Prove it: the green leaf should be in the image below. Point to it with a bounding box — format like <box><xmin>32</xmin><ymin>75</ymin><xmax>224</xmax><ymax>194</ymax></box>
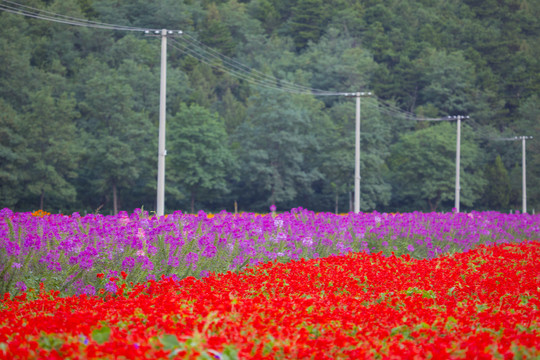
<box><xmin>160</xmin><ymin>334</ymin><xmax>180</xmax><ymax>350</ymax></box>
<box><xmin>444</xmin><ymin>316</ymin><xmax>458</xmax><ymax>331</ymax></box>
<box><xmin>38</xmin><ymin>333</ymin><xmax>64</xmax><ymax>351</ymax></box>
<box><xmin>476</xmin><ymin>304</ymin><xmax>489</xmax><ymax>313</ymax></box>
<box><xmin>91</xmin><ymin>326</ymin><xmax>111</xmax><ymax>344</ymax></box>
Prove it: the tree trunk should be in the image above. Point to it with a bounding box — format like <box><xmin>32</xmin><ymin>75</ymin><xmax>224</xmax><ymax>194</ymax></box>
<box><xmin>112</xmin><ymin>181</ymin><xmax>118</xmax><ymax>215</ymax></box>
<box><xmin>335</xmin><ymin>192</ymin><xmax>339</xmax><ymax>214</ymax></box>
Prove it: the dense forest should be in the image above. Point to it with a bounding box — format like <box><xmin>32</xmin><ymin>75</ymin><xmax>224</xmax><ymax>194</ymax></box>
<box><xmin>0</xmin><ymin>0</ymin><xmax>539</xmax><ymax>214</ymax></box>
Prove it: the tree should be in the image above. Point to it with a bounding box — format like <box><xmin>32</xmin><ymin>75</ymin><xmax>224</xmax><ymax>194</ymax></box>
<box><xmin>0</xmin><ymin>11</ymin><xmax>36</xmax><ymax>110</ymax></box>
<box><xmin>301</xmin><ymin>27</ymin><xmax>377</xmax><ymax>95</ymax></box>
<box><xmin>316</xmin><ymin>99</ymin><xmax>392</xmax><ymax>213</ymax></box>
<box><xmin>217</xmin><ymin>88</ymin><xmax>247</xmax><ymax>135</ymax></box>
<box><xmin>198</xmin><ymin>4</ymin><xmax>236</xmax><ymax>57</ymax></box>
<box><xmin>22</xmin><ymin>88</ymin><xmax>80</xmax><ymax>210</ymax></box>
<box><xmin>77</xmin><ymin>60</ymin><xmax>153</xmax><ymax>214</ymax></box>
<box><xmin>0</xmin><ymin>100</ymin><xmax>27</xmax><ymax>209</ymax></box>
<box><xmin>234</xmin><ymin>90</ymin><xmax>321</xmax><ymax>210</ymax></box>
<box><xmin>247</xmin><ymin>0</ymin><xmax>281</xmax><ymax>34</ymax></box>
<box><xmin>167</xmin><ymin>103</ymin><xmax>234</xmax><ymax>213</ymax></box>
<box><xmin>418</xmin><ymin>49</ymin><xmax>478</xmax><ymax>116</ymax></box>
<box><xmin>388</xmin><ymin>122</ymin><xmax>485</xmax><ymax>212</ymax></box>
<box><xmin>289</xmin><ymin>0</ymin><xmax>326</xmax><ymax>51</ymax></box>
<box><xmin>482</xmin><ymin>155</ymin><xmax>510</xmax><ymax>210</ymax></box>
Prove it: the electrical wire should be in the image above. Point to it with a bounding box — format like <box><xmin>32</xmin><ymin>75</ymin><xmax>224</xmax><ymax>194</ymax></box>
<box><xmin>169</xmin><ymin>37</ymin><xmax>345</xmax><ymax>96</ymax></box>
<box><xmin>169</xmin><ymin>38</ymin><xmax>320</xmax><ymax>95</ymax></box>
<box><xmin>0</xmin><ymin>0</ymin><xmax>342</xmax><ymax>96</ymax></box>
<box><xmin>179</xmin><ymin>32</ymin><xmax>342</xmax><ymax>96</ymax></box>
<box><xmin>0</xmin><ymin>0</ymin><xmax>481</xmax><ymax>125</ymax></box>
<box><xmin>0</xmin><ymin>0</ymin><xmax>167</xmax><ymax>32</ymax></box>
<box><xmin>363</xmin><ymin>97</ymin><xmax>449</xmax><ymax>122</ymax></box>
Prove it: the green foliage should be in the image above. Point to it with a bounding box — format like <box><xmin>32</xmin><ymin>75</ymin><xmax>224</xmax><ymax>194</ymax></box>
<box><xmin>289</xmin><ymin>0</ymin><xmax>327</xmax><ymax>51</ymax></box>
<box><xmin>77</xmin><ymin>59</ymin><xmax>154</xmax><ymax>214</ymax></box>
<box><xmin>0</xmin><ymin>100</ymin><xmax>27</xmax><ymax>208</ymax></box>
<box><xmin>198</xmin><ymin>4</ymin><xmax>236</xmax><ymax>57</ymax></box>
<box><xmin>388</xmin><ymin>122</ymin><xmax>486</xmax><ymax>211</ymax></box>
<box><xmin>418</xmin><ymin>49</ymin><xmax>478</xmax><ymax>115</ymax></box>
<box><xmin>23</xmin><ymin>88</ymin><xmax>80</xmax><ymax>210</ymax></box>
<box><xmin>234</xmin><ymin>91</ymin><xmax>322</xmax><ymax>210</ymax></box>
<box><xmin>482</xmin><ymin>156</ymin><xmax>511</xmax><ymax>211</ymax></box>
<box><xmin>0</xmin><ymin>0</ymin><xmax>539</xmax><ymax>213</ymax></box>
<box><xmin>167</xmin><ymin>103</ymin><xmax>235</xmax><ymax>213</ymax></box>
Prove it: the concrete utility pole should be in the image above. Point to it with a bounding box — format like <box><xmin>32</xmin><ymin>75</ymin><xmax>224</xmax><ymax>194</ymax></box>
<box><xmin>146</xmin><ymin>29</ymin><xmax>182</xmax><ymax>217</ymax></box>
<box><xmin>495</xmin><ymin>136</ymin><xmax>534</xmax><ymax>214</ymax></box>
<box><xmin>448</xmin><ymin>115</ymin><xmax>468</xmax><ymax>213</ymax></box>
<box><xmin>345</xmin><ymin>92</ymin><xmax>372</xmax><ymax>213</ymax></box>
<box><xmin>493</xmin><ymin>135</ymin><xmax>533</xmax><ymax>213</ymax></box>
<box><xmin>518</xmin><ymin>136</ymin><xmax>533</xmax><ymax>213</ymax></box>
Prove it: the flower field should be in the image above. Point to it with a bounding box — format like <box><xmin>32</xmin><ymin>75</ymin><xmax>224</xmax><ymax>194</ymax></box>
<box><xmin>1</xmin><ymin>208</ymin><xmax>539</xmax><ymax>359</ymax></box>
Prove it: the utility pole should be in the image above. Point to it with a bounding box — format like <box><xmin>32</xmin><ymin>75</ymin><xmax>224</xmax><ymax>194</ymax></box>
<box><xmin>345</xmin><ymin>92</ymin><xmax>372</xmax><ymax>213</ymax></box>
<box><xmin>493</xmin><ymin>135</ymin><xmax>533</xmax><ymax>213</ymax></box>
<box><xmin>146</xmin><ymin>29</ymin><xmax>182</xmax><ymax>217</ymax></box>
<box><xmin>448</xmin><ymin>115</ymin><xmax>468</xmax><ymax>213</ymax></box>
<box><xmin>518</xmin><ymin>136</ymin><xmax>533</xmax><ymax>213</ymax></box>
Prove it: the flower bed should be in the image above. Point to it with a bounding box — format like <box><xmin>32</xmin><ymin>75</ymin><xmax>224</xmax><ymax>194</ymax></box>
<box><xmin>1</xmin><ymin>242</ymin><xmax>539</xmax><ymax>359</ymax></box>
<box><xmin>1</xmin><ymin>209</ymin><xmax>539</xmax><ymax>358</ymax></box>
<box><xmin>1</xmin><ymin>208</ymin><xmax>539</xmax><ymax>297</ymax></box>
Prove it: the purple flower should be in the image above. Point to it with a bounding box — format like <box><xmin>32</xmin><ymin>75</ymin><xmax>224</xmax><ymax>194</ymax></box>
<box><xmin>12</xmin><ymin>262</ymin><xmax>22</xmax><ymax>269</ymax></box>
<box><xmin>185</xmin><ymin>252</ymin><xmax>199</xmax><ymax>264</ymax></box>
<box><xmin>122</xmin><ymin>257</ymin><xmax>136</xmax><ymax>271</ymax></box>
<box><xmin>77</xmin><ymin>285</ymin><xmax>96</xmax><ymax>296</ymax></box>
<box><xmin>270</xmin><ymin>204</ymin><xmax>277</xmax><ymax>212</ymax></box>
<box><xmin>5</xmin><ymin>241</ymin><xmax>20</xmax><ymax>256</ymax></box>
<box><xmin>202</xmin><ymin>244</ymin><xmax>217</xmax><ymax>258</ymax></box>
<box><xmin>167</xmin><ymin>256</ymin><xmax>180</xmax><ymax>267</ymax></box>
<box><xmin>78</xmin><ymin>255</ymin><xmax>93</xmax><ymax>270</ymax></box>
<box><xmin>321</xmin><ymin>238</ymin><xmax>333</xmax><ymax>246</ymax></box>
<box><xmin>137</xmin><ymin>256</ymin><xmax>154</xmax><ymax>271</ymax></box>
<box><xmin>301</xmin><ymin>237</ymin><xmax>314</xmax><ymax>247</ymax></box>
<box><xmin>104</xmin><ymin>281</ymin><xmax>117</xmax><ymax>293</ymax></box>
<box><xmin>48</xmin><ymin>262</ymin><xmax>62</xmax><ymax>272</ymax></box>
<box><xmin>232</xmin><ymin>255</ymin><xmax>244</xmax><ymax>268</ymax></box>
<box><xmin>407</xmin><ymin>244</ymin><xmax>415</xmax><ymax>252</ymax></box>
<box><xmin>0</xmin><ymin>208</ymin><xmax>13</xmax><ymax>217</ymax></box>
<box><xmin>15</xmin><ymin>281</ymin><xmax>27</xmax><ymax>292</ymax></box>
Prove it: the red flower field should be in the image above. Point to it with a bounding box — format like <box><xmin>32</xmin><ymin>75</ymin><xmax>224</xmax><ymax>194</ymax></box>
<box><xmin>1</xmin><ymin>242</ymin><xmax>539</xmax><ymax>359</ymax></box>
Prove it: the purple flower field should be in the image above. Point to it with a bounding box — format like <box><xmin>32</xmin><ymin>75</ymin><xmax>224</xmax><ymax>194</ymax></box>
<box><xmin>1</xmin><ymin>207</ymin><xmax>539</xmax><ymax>297</ymax></box>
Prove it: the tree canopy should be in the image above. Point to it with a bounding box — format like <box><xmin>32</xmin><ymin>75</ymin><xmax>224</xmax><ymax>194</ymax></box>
<box><xmin>0</xmin><ymin>0</ymin><xmax>538</xmax><ymax>214</ymax></box>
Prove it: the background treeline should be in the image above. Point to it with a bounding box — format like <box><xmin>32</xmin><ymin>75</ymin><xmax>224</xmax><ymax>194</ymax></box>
<box><xmin>0</xmin><ymin>0</ymin><xmax>539</xmax><ymax>214</ymax></box>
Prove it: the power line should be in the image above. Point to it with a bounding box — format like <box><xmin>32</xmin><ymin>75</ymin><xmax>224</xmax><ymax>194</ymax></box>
<box><xmin>169</xmin><ymin>39</ymin><xmax>325</xmax><ymax>96</ymax></box>
<box><xmin>169</xmin><ymin>37</ymin><xmax>343</xmax><ymax>96</ymax></box>
<box><xmin>180</xmin><ymin>33</ymin><xmax>341</xmax><ymax>96</ymax></box>
<box><xmin>362</xmin><ymin>97</ymin><xmax>449</xmax><ymax>122</ymax></box>
<box><xmin>0</xmin><ymin>0</ymin><xmax>171</xmax><ymax>32</ymax></box>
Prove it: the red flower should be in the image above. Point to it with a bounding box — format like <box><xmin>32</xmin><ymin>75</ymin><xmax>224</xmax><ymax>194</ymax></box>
<box><xmin>96</xmin><ymin>273</ymin><xmax>104</xmax><ymax>279</ymax></box>
<box><xmin>121</xmin><ymin>271</ymin><xmax>127</xmax><ymax>280</ymax></box>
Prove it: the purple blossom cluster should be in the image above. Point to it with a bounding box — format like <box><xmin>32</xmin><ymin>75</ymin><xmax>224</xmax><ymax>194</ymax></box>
<box><xmin>1</xmin><ymin>207</ymin><xmax>538</xmax><ymax>296</ymax></box>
